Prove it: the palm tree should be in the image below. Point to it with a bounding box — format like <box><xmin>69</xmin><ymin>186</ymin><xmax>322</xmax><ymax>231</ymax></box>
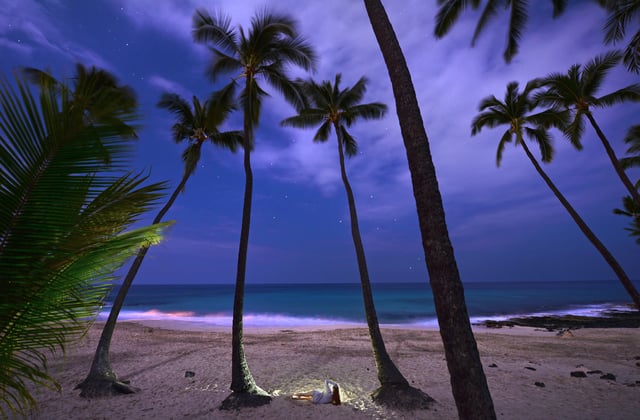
<box><xmin>363</xmin><ymin>1</ymin><xmax>496</xmax><ymax>418</ymax></box>
<box><xmin>192</xmin><ymin>8</ymin><xmax>316</xmax><ymax>408</ymax></box>
<box><xmin>601</xmin><ymin>0</ymin><xmax>640</xmax><ymax>73</ymax></box>
<box><xmin>434</xmin><ymin>0</ymin><xmax>567</xmax><ymax>63</ymax></box>
<box><xmin>535</xmin><ymin>51</ymin><xmax>640</xmax><ymax>207</ymax></box>
<box><xmin>75</xmin><ymin>89</ymin><xmax>241</xmax><ymax>397</ymax></box>
<box><xmin>281</xmin><ymin>74</ymin><xmax>433</xmax><ymax>407</ymax></box>
<box><xmin>0</xmin><ymin>67</ymin><xmax>167</xmax><ymax>417</ymax></box>
<box><xmin>472</xmin><ymin>80</ymin><xmax>640</xmax><ymax>309</ymax></box>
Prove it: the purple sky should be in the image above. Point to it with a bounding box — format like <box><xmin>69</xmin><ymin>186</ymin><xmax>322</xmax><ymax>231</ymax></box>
<box><xmin>2</xmin><ymin>1</ymin><xmax>639</xmax><ymax>285</ymax></box>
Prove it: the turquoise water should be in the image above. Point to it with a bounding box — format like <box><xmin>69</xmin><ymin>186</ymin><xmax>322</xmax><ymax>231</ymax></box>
<box><xmin>99</xmin><ymin>280</ymin><xmax>638</xmax><ymax>328</ymax></box>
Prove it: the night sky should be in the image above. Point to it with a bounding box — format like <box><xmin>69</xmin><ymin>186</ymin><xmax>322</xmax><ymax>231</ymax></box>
<box><xmin>2</xmin><ymin>1</ymin><xmax>639</xmax><ymax>285</ymax></box>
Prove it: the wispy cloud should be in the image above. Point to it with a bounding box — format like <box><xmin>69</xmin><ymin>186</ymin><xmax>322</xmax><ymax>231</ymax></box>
<box><xmin>148</xmin><ymin>75</ymin><xmax>192</xmax><ymax>98</ymax></box>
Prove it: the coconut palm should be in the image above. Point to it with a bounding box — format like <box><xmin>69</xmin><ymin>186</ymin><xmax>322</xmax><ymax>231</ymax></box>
<box><xmin>434</xmin><ymin>0</ymin><xmax>567</xmax><ymax>63</ymax></box>
<box><xmin>601</xmin><ymin>0</ymin><xmax>640</xmax><ymax>73</ymax></box>
<box><xmin>75</xmin><ymin>89</ymin><xmax>241</xmax><ymax>397</ymax></box>
<box><xmin>192</xmin><ymin>8</ymin><xmax>316</xmax><ymax>407</ymax></box>
<box><xmin>363</xmin><ymin>1</ymin><xmax>496</xmax><ymax>417</ymax></box>
<box><xmin>535</xmin><ymin>51</ymin><xmax>640</xmax><ymax>207</ymax></box>
<box><xmin>281</xmin><ymin>74</ymin><xmax>433</xmax><ymax>406</ymax></box>
<box><xmin>472</xmin><ymin>80</ymin><xmax>640</xmax><ymax>308</ymax></box>
<box><xmin>0</xmin><ymin>67</ymin><xmax>167</xmax><ymax>416</ymax></box>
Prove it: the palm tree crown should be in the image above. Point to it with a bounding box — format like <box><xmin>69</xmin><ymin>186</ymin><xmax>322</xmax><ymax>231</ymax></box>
<box><xmin>281</xmin><ymin>74</ymin><xmax>387</xmax><ymax>154</ymax></box>
<box><xmin>158</xmin><ymin>90</ymin><xmax>242</xmax><ymax>179</ymax></box>
<box><xmin>193</xmin><ymin>9</ymin><xmax>316</xmax><ymax>140</ymax></box>
<box><xmin>535</xmin><ymin>51</ymin><xmax>640</xmax><ymax>144</ymax></box>
<box><xmin>535</xmin><ymin>50</ymin><xmax>640</xmax><ymax>206</ymax></box>
<box><xmin>471</xmin><ymin>80</ymin><xmax>568</xmax><ymax>165</ymax></box>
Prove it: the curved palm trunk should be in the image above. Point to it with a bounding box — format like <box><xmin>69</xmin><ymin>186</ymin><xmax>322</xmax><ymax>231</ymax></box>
<box><xmin>521</xmin><ymin>140</ymin><xmax>640</xmax><ymax>309</ymax></box>
<box><xmin>334</xmin><ymin>127</ymin><xmax>408</xmax><ymax>387</ymax></box>
<box><xmin>225</xmin><ymin>77</ymin><xmax>270</xmax><ymax>407</ymax></box>
<box><xmin>585</xmin><ymin>112</ymin><xmax>640</xmax><ymax>207</ymax></box>
<box><xmin>363</xmin><ymin>1</ymin><xmax>496</xmax><ymax>418</ymax></box>
<box><xmin>76</xmin><ymin>159</ymin><xmax>194</xmax><ymax>397</ymax></box>
<box><xmin>520</xmin><ymin>142</ymin><xmax>640</xmax><ymax>310</ymax></box>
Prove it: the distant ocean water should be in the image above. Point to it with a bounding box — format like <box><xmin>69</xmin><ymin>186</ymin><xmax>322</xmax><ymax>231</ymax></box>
<box><xmin>99</xmin><ymin>280</ymin><xmax>638</xmax><ymax>329</ymax></box>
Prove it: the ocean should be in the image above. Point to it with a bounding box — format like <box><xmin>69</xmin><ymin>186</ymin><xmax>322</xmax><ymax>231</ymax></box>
<box><xmin>99</xmin><ymin>280</ymin><xmax>638</xmax><ymax>329</ymax></box>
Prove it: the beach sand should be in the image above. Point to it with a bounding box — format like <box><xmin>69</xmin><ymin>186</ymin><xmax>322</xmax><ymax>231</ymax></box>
<box><xmin>24</xmin><ymin>322</ymin><xmax>640</xmax><ymax>419</ymax></box>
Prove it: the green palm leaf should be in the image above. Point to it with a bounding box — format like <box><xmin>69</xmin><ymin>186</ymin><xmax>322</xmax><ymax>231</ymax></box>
<box><xmin>0</xmin><ymin>69</ymin><xmax>168</xmax><ymax>416</ymax></box>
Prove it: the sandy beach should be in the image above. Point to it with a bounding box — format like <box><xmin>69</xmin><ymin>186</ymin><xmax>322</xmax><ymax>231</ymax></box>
<box><xmin>24</xmin><ymin>322</ymin><xmax>640</xmax><ymax>419</ymax></box>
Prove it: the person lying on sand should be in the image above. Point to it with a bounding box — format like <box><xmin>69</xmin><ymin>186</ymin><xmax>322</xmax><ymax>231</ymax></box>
<box><xmin>292</xmin><ymin>379</ymin><xmax>341</xmax><ymax>405</ymax></box>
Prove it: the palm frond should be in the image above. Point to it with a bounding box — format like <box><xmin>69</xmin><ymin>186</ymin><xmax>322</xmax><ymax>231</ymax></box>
<box><xmin>603</xmin><ymin>0</ymin><xmax>638</xmax><ymax>44</ymax></box>
<box><xmin>340</xmin><ymin>125</ymin><xmax>358</xmax><ymax>157</ymax></box>
<box><xmin>0</xmin><ymin>69</ymin><xmax>168</xmax><ymax>416</ymax></box>
<box><xmin>622</xmin><ymin>29</ymin><xmax>640</xmax><ymax>73</ymax></box>
<box><xmin>206</xmin><ymin>83</ymin><xmax>238</xmax><ymax>127</ymax></box>
<box><xmin>342</xmin><ymin>103</ymin><xmax>387</xmax><ymax>126</ymax></box>
<box><xmin>206</xmin><ymin>50</ymin><xmax>243</xmax><ymax>83</ymax></box>
<box><xmin>471</xmin><ymin>108</ymin><xmax>509</xmax><ymax>134</ymax></box>
<box><xmin>620</xmin><ymin>124</ymin><xmax>640</xmax><ymax>170</ymax></box>
<box><xmin>524</xmin><ymin>126</ymin><xmax>555</xmax><ymax>162</ymax></box>
<box><xmin>582</xmin><ymin>50</ymin><xmax>622</xmax><ymax>97</ymax></box>
<box><xmin>335</xmin><ymin>75</ymin><xmax>361</xmax><ymax>105</ymax></box>
<box><xmin>593</xmin><ymin>83</ymin><xmax>640</xmax><ymax>107</ymax></box>
<box><xmin>495</xmin><ymin>128</ymin><xmax>513</xmax><ymax>167</ymax></box>
<box><xmin>434</xmin><ymin>0</ymin><xmax>481</xmax><ymax>38</ymax></box>
<box><xmin>192</xmin><ymin>9</ymin><xmax>238</xmax><ymax>55</ymax></box>
<box><xmin>180</xmin><ymin>142</ymin><xmax>202</xmax><ymax>179</ymax></box>
<box><xmin>471</xmin><ymin>0</ymin><xmax>500</xmax><ymax>47</ymax></box>
<box><xmin>209</xmin><ymin>130</ymin><xmax>243</xmax><ymax>152</ymax></box>
<box><xmin>313</xmin><ymin>120</ymin><xmax>332</xmax><ymax>143</ymax></box>
<box><xmin>262</xmin><ymin>67</ymin><xmax>306</xmax><ymax>110</ymax></box>
<box><xmin>280</xmin><ymin>110</ymin><xmax>327</xmax><ymax>129</ymax></box>
<box><xmin>269</xmin><ymin>35</ymin><xmax>317</xmax><ymax>73</ymax></box>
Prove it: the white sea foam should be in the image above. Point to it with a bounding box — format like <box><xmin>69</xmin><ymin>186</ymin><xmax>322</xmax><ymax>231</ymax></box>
<box><xmin>97</xmin><ymin>309</ymin><xmax>361</xmax><ymax>328</ymax></box>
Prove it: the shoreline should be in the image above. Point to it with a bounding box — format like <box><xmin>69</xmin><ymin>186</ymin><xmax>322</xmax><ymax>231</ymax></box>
<box><xmin>110</xmin><ymin>308</ymin><xmax>640</xmax><ymax>334</ymax></box>
<box><xmin>24</xmin><ymin>319</ymin><xmax>640</xmax><ymax>419</ymax></box>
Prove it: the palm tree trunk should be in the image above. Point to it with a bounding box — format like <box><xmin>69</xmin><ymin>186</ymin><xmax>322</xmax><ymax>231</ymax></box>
<box><xmin>585</xmin><ymin>111</ymin><xmax>640</xmax><ymax>207</ymax></box>
<box><xmin>76</xmin><ymin>164</ymin><xmax>193</xmax><ymax>397</ymax></box>
<box><xmin>520</xmin><ymin>140</ymin><xmax>640</xmax><ymax>309</ymax></box>
<box><xmin>230</xmin><ymin>138</ymin><xmax>256</xmax><ymax>393</ymax></box>
<box><xmin>363</xmin><ymin>1</ymin><xmax>496</xmax><ymax>418</ymax></box>
<box><xmin>228</xmin><ymin>77</ymin><xmax>266</xmax><ymax>398</ymax></box>
<box><xmin>334</xmin><ymin>126</ymin><xmax>408</xmax><ymax>386</ymax></box>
